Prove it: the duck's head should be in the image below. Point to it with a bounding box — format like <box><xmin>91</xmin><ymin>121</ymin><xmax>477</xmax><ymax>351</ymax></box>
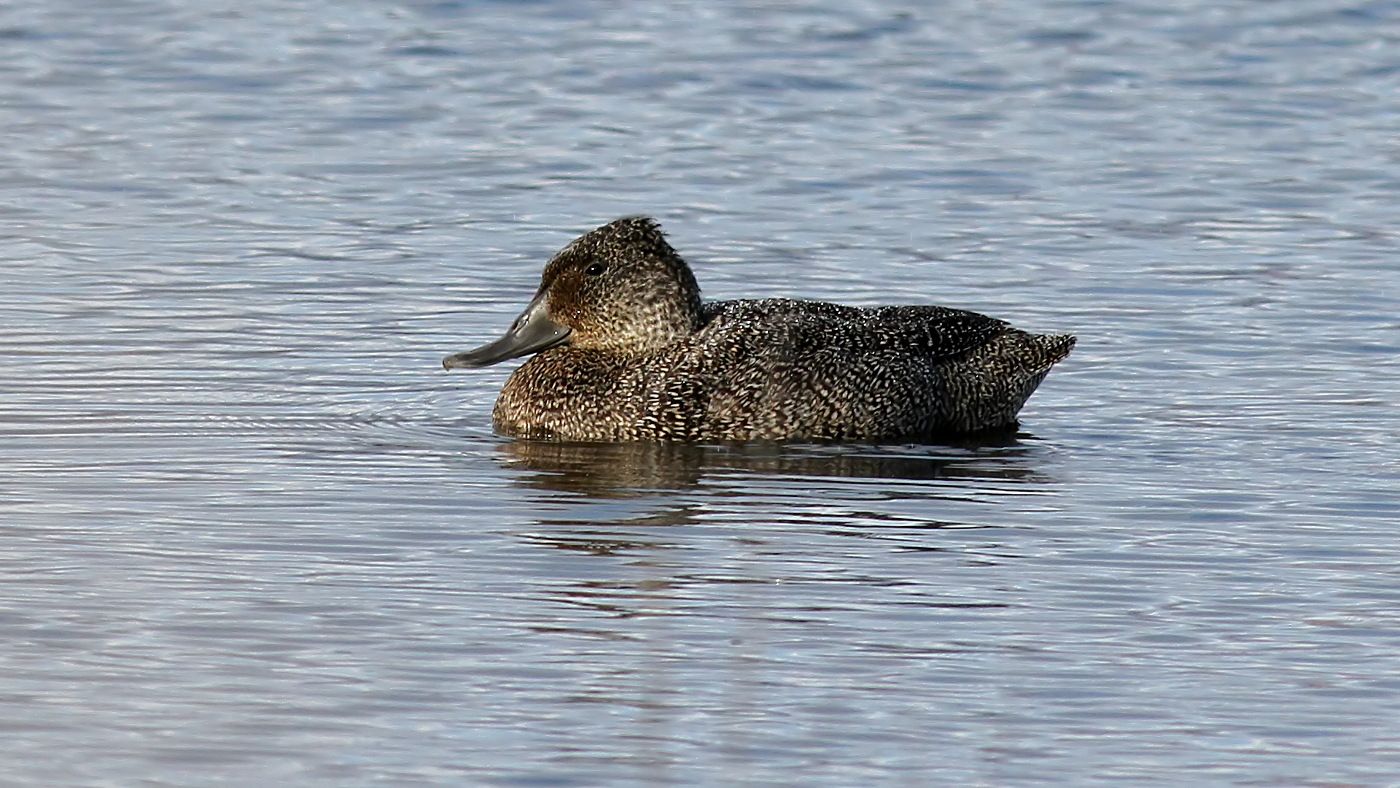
<box><xmin>443</xmin><ymin>216</ymin><xmax>703</xmax><ymax>370</ymax></box>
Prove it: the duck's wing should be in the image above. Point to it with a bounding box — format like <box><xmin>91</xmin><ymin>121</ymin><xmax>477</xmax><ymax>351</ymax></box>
<box><xmin>862</xmin><ymin>305</ymin><xmax>1014</xmax><ymax>362</ymax></box>
<box><xmin>701</xmin><ymin>299</ymin><xmax>1013</xmax><ymax>363</ymax></box>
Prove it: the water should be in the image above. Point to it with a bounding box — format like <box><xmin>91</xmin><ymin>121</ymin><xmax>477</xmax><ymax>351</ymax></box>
<box><xmin>3</xmin><ymin>0</ymin><xmax>1399</xmax><ymax>784</ymax></box>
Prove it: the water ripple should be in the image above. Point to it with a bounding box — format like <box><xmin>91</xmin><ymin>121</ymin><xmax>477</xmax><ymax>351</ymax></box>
<box><xmin>2</xmin><ymin>0</ymin><xmax>1398</xmax><ymax>784</ymax></box>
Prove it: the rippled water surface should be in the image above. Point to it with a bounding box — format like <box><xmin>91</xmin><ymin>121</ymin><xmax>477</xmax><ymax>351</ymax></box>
<box><xmin>4</xmin><ymin>0</ymin><xmax>1400</xmax><ymax>784</ymax></box>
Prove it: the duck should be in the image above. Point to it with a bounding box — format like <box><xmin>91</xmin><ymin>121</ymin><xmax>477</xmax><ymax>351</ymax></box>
<box><xmin>443</xmin><ymin>217</ymin><xmax>1075</xmax><ymax>442</ymax></box>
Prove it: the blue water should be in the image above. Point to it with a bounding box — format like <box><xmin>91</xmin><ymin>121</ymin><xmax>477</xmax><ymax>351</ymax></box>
<box><xmin>3</xmin><ymin>0</ymin><xmax>1399</xmax><ymax>784</ymax></box>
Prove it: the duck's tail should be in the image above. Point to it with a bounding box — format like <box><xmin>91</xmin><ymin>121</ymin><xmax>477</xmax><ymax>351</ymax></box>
<box><xmin>1002</xmin><ymin>332</ymin><xmax>1075</xmax><ymax>426</ymax></box>
<box><xmin>1033</xmin><ymin>333</ymin><xmax>1077</xmax><ymax>369</ymax></box>
<box><xmin>938</xmin><ymin>331</ymin><xmax>1076</xmax><ymax>433</ymax></box>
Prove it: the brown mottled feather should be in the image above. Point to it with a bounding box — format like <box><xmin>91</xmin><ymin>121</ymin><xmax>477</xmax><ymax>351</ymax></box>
<box><xmin>462</xmin><ymin>217</ymin><xmax>1075</xmax><ymax>441</ymax></box>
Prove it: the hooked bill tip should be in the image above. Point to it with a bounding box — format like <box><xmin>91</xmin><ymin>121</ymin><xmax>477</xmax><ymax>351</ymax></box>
<box><xmin>442</xmin><ymin>352</ymin><xmax>478</xmax><ymax>371</ymax></box>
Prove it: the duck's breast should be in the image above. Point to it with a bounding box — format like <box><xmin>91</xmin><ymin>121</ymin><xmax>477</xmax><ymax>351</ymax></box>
<box><xmin>492</xmin><ymin>349</ymin><xmax>641</xmax><ymax>440</ymax></box>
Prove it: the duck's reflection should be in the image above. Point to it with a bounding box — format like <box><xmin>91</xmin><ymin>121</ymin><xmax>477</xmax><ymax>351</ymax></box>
<box><xmin>495</xmin><ymin>432</ymin><xmax>1059</xmax><ymax>551</ymax></box>
<box><xmin>497</xmin><ymin>430</ymin><xmax>1045</xmax><ymax>497</ymax></box>
<box><xmin>493</xmin><ymin>433</ymin><xmax>1055</xmax><ymax>662</ymax></box>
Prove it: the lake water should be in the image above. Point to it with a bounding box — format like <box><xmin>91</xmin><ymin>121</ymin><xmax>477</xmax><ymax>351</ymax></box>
<box><xmin>4</xmin><ymin>0</ymin><xmax>1399</xmax><ymax>784</ymax></box>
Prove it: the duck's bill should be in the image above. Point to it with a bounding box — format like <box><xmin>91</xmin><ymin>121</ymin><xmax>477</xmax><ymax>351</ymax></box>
<box><xmin>442</xmin><ymin>295</ymin><xmax>571</xmax><ymax>370</ymax></box>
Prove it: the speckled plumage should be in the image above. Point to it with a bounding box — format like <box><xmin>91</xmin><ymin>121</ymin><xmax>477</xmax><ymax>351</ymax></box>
<box><xmin>444</xmin><ymin>217</ymin><xmax>1075</xmax><ymax>442</ymax></box>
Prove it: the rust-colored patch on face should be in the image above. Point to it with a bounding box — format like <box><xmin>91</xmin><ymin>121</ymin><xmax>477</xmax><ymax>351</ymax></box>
<box><xmin>540</xmin><ymin>257</ymin><xmax>585</xmax><ymax>326</ymax></box>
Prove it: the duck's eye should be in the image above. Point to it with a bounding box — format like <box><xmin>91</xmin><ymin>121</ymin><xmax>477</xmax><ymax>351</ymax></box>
<box><xmin>585</xmin><ymin>263</ymin><xmax>606</xmax><ymax>277</ymax></box>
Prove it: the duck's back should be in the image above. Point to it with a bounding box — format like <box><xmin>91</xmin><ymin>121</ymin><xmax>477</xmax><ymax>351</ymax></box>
<box><xmin>663</xmin><ymin>298</ymin><xmax>1074</xmax><ymax>440</ymax></box>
